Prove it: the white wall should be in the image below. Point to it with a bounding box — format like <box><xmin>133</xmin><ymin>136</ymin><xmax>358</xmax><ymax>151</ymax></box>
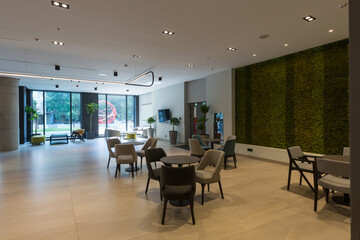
<box><xmin>139</xmin><ymin>92</ymin><xmax>151</xmax><ymax>126</ymax></box>
<box><xmin>139</xmin><ymin>83</ymin><xmax>185</xmax><ymax>143</ymax></box>
<box><xmin>206</xmin><ymin>69</ymin><xmax>234</xmax><ymax>138</ymax></box>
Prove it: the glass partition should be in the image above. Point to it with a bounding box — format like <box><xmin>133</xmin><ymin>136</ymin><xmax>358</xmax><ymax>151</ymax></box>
<box><xmin>72</xmin><ymin>93</ymin><xmax>81</xmax><ymax>131</ymax></box>
<box><xmin>127</xmin><ymin>96</ymin><xmax>135</xmax><ymax>130</ymax></box>
<box><xmin>107</xmin><ymin>95</ymin><xmax>126</xmax><ymax>131</ymax></box>
<box><xmin>98</xmin><ymin>94</ymin><xmax>107</xmax><ymax>135</ymax></box>
<box><xmin>32</xmin><ymin>91</ymin><xmax>44</xmax><ymax>135</ymax></box>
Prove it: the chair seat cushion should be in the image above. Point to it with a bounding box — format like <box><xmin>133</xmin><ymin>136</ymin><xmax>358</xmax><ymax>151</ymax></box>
<box><xmin>162</xmin><ymin>185</ymin><xmax>194</xmax><ymax>200</ymax></box>
<box><xmin>294</xmin><ymin>162</ymin><xmax>313</xmax><ymax>171</ymax></box>
<box><xmin>195</xmin><ymin>169</ymin><xmax>219</xmax><ymax>184</ymax></box>
<box><xmin>318</xmin><ymin>174</ymin><xmax>350</xmax><ymax>194</ymax></box>
<box><xmin>116</xmin><ymin>154</ymin><xmax>136</xmax><ymax>164</ymax></box>
<box><xmin>136</xmin><ymin>150</ymin><xmax>145</xmax><ymax>157</ymax></box>
<box><xmin>151</xmin><ymin>168</ymin><xmax>161</xmax><ymax>180</ymax></box>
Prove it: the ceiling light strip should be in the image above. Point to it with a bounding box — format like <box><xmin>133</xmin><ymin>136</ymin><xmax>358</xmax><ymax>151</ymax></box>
<box><xmin>125</xmin><ymin>71</ymin><xmax>154</xmax><ymax>87</ymax></box>
<box><xmin>0</xmin><ymin>72</ymin><xmax>126</xmax><ymax>85</ymax></box>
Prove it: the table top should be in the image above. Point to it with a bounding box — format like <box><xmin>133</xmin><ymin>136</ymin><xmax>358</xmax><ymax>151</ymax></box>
<box><xmin>203</xmin><ymin>138</ymin><xmax>222</xmax><ymax>142</ymax></box>
<box><xmin>120</xmin><ymin>141</ymin><xmax>144</xmax><ymax>146</ymax></box>
<box><xmin>161</xmin><ymin>155</ymin><xmax>200</xmax><ymax>165</ymax></box>
<box><xmin>322</xmin><ymin>155</ymin><xmax>350</xmax><ymax>163</ymax></box>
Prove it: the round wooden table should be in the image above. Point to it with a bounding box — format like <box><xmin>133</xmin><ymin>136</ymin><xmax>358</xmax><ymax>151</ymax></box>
<box><xmin>203</xmin><ymin>138</ymin><xmax>222</xmax><ymax>149</ymax></box>
<box><xmin>160</xmin><ymin>155</ymin><xmax>199</xmax><ymax>206</ymax></box>
<box><xmin>161</xmin><ymin>155</ymin><xmax>200</xmax><ymax>167</ymax></box>
<box><xmin>321</xmin><ymin>155</ymin><xmax>350</xmax><ymax>162</ymax></box>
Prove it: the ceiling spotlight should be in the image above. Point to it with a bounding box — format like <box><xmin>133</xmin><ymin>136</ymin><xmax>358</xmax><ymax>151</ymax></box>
<box><xmin>162</xmin><ymin>30</ymin><xmax>175</xmax><ymax>36</ymax></box>
<box><xmin>329</xmin><ymin>29</ymin><xmax>334</xmax><ymax>33</ymax></box>
<box><xmin>55</xmin><ymin>84</ymin><xmax>59</xmax><ymax>88</ymax></box>
<box><xmin>114</xmin><ymin>71</ymin><xmax>118</xmax><ymax>77</ymax></box>
<box><xmin>55</xmin><ymin>65</ymin><xmax>60</xmax><ymax>71</ymax></box>
<box><xmin>98</xmin><ymin>73</ymin><xmax>107</xmax><ymax>76</ymax></box>
<box><xmin>52</xmin><ymin>41</ymin><xmax>64</xmax><ymax>46</ymax></box>
<box><xmin>51</xmin><ymin>1</ymin><xmax>70</xmax><ymax>9</ymax></box>
<box><xmin>187</xmin><ymin>64</ymin><xmax>195</xmax><ymax>67</ymax></box>
<box><xmin>253</xmin><ymin>54</ymin><xmax>256</xmax><ymax>57</ymax></box>
<box><xmin>126</xmin><ymin>89</ymin><xmax>129</xmax><ymax>92</ymax></box>
<box><xmin>227</xmin><ymin>47</ymin><xmax>236</xmax><ymax>51</ymax></box>
<box><xmin>94</xmin><ymin>87</ymin><xmax>98</xmax><ymax>91</ymax></box>
<box><xmin>259</xmin><ymin>34</ymin><xmax>270</xmax><ymax>39</ymax></box>
<box><xmin>133</xmin><ymin>55</ymin><xmax>141</xmax><ymax>58</ymax></box>
<box><xmin>158</xmin><ymin>77</ymin><xmax>162</xmax><ymax>81</ymax></box>
<box><xmin>284</xmin><ymin>43</ymin><xmax>288</xmax><ymax>47</ymax></box>
<box><xmin>303</xmin><ymin>15</ymin><xmax>316</xmax><ymax>22</ymax></box>
<box><xmin>124</xmin><ymin>64</ymin><xmax>128</xmax><ymax>67</ymax></box>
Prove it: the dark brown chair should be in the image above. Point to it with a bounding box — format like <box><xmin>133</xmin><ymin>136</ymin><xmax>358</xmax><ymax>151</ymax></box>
<box><xmin>222</xmin><ymin>139</ymin><xmax>237</xmax><ymax>169</ymax></box>
<box><xmin>287</xmin><ymin>146</ymin><xmax>320</xmax><ymax>211</ymax></box>
<box><xmin>160</xmin><ymin>166</ymin><xmax>196</xmax><ymax>225</ymax></box>
<box><xmin>145</xmin><ymin>148</ymin><xmax>167</xmax><ymax>200</ymax></box>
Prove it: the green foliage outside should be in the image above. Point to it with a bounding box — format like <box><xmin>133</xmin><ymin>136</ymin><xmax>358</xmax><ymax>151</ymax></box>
<box><xmin>86</xmin><ymin>103</ymin><xmax>98</xmax><ymax>133</ymax></box>
<box><xmin>235</xmin><ymin>39</ymin><xmax>349</xmax><ymax>154</ymax></box>
<box><xmin>25</xmin><ymin>105</ymin><xmax>39</xmax><ymax>134</ymax></box>
<box><xmin>170</xmin><ymin>117</ymin><xmax>180</xmax><ymax>131</ymax></box>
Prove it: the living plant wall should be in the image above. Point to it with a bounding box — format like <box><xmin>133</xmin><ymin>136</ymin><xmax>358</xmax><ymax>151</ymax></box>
<box><xmin>235</xmin><ymin>39</ymin><xmax>349</xmax><ymax>154</ymax></box>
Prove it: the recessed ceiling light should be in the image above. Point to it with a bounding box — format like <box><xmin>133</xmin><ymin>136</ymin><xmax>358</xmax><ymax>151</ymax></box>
<box><xmin>227</xmin><ymin>47</ymin><xmax>236</xmax><ymax>51</ymax></box>
<box><xmin>162</xmin><ymin>30</ymin><xmax>175</xmax><ymax>36</ymax></box>
<box><xmin>99</xmin><ymin>73</ymin><xmax>107</xmax><ymax>76</ymax></box>
<box><xmin>52</xmin><ymin>41</ymin><xmax>64</xmax><ymax>46</ymax></box>
<box><xmin>303</xmin><ymin>15</ymin><xmax>316</xmax><ymax>22</ymax></box>
<box><xmin>284</xmin><ymin>43</ymin><xmax>288</xmax><ymax>47</ymax></box>
<box><xmin>51</xmin><ymin>1</ymin><xmax>69</xmax><ymax>9</ymax></box>
<box><xmin>329</xmin><ymin>29</ymin><xmax>334</xmax><ymax>33</ymax></box>
<box><xmin>253</xmin><ymin>54</ymin><xmax>256</xmax><ymax>57</ymax></box>
<box><xmin>187</xmin><ymin>64</ymin><xmax>195</xmax><ymax>67</ymax></box>
<box><xmin>133</xmin><ymin>55</ymin><xmax>141</xmax><ymax>58</ymax></box>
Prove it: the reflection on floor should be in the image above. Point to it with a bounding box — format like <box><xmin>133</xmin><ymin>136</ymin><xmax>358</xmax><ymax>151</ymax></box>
<box><xmin>0</xmin><ymin>138</ymin><xmax>350</xmax><ymax>240</ymax></box>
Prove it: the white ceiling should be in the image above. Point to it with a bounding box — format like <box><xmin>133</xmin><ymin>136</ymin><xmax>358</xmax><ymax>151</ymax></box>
<box><xmin>0</xmin><ymin>0</ymin><xmax>349</xmax><ymax>95</ymax></box>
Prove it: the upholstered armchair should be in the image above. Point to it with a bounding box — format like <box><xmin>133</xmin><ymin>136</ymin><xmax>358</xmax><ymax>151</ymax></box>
<box><xmin>136</xmin><ymin>138</ymin><xmax>158</xmax><ymax>169</ymax></box>
<box><xmin>114</xmin><ymin>144</ymin><xmax>137</xmax><ymax>177</ymax></box>
<box><xmin>106</xmin><ymin>138</ymin><xmax>121</xmax><ymax>168</ymax></box>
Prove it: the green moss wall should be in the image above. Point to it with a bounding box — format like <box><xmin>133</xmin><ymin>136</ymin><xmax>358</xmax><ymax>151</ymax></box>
<box><xmin>235</xmin><ymin>39</ymin><xmax>349</xmax><ymax>154</ymax></box>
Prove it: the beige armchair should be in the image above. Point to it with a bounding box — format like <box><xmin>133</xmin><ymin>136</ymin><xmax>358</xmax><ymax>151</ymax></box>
<box><xmin>106</xmin><ymin>138</ymin><xmax>121</xmax><ymax>168</ymax></box>
<box><xmin>114</xmin><ymin>144</ymin><xmax>137</xmax><ymax>178</ymax></box>
<box><xmin>136</xmin><ymin>138</ymin><xmax>158</xmax><ymax>169</ymax></box>
<box><xmin>195</xmin><ymin>150</ymin><xmax>225</xmax><ymax>205</ymax></box>
<box><xmin>189</xmin><ymin>139</ymin><xmax>206</xmax><ymax>158</ymax></box>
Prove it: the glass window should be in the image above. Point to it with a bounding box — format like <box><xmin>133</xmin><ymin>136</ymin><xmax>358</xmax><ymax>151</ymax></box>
<box><xmin>107</xmin><ymin>95</ymin><xmax>126</xmax><ymax>131</ymax></box>
<box><xmin>71</xmin><ymin>93</ymin><xmax>81</xmax><ymax>131</ymax></box>
<box><xmin>32</xmin><ymin>91</ymin><xmax>44</xmax><ymax>135</ymax></box>
<box><xmin>44</xmin><ymin>92</ymin><xmax>71</xmax><ymax>137</ymax></box>
<box><xmin>127</xmin><ymin>96</ymin><xmax>135</xmax><ymax>129</ymax></box>
<box><xmin>98</xmin><ymin>94</ymin><xmax>107</xmax><ymax>135</ymax></box>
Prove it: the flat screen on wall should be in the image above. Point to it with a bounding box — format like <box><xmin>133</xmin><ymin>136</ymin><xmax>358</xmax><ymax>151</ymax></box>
<box><xmin>158</xmin><ymin>109</ymin><xmax>170</xmax><ymax>123</ymax></box>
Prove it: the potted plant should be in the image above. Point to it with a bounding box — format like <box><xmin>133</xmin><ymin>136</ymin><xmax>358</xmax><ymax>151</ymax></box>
<box><xmin>86</xmin><ymin>103</ymin><xmax>98</xmax><ymax>139</ymax></box>
<box><xmin>25</xmin><ymin>105</ymin><xmax>39</xmax><ymax>135</ymax></box>
<box><xmin>198</xmin><ymin>104</ymin><xmax>210</xmax><ymax>137</ymax></box>
<box><xmin>147</xmin><ymin>116</ymin><xmax>156</xmax><ymax>138</ymax></box>
<box><xmin>169</xmin><ymin>117</ymin><xmax>180</xmax><ymax>144</ymax></box>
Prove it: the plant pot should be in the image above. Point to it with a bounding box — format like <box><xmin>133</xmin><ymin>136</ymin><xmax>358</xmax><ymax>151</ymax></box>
<box><xmin>86</xmin><ymin>131</ymin><xmax>96</xmax><ymax>139</ymax></box>
<box><xmin>169</xmin><ymin>131</ymin><xmax>178</xmax><ymax>145</ymax></box>
<box><xmin>147</xmin><ymin>128</ymin><xmax>154</xmax><ymax>138</ymax></box>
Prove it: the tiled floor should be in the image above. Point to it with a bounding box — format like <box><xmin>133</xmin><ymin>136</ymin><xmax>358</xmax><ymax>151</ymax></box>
<box><xmin>0</xmin><ymin>138</ymin><xmax>350</xmax><ymax>239</ymax></box>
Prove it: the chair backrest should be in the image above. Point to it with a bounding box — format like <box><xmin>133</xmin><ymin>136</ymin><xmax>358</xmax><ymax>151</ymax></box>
<box><xmin>192</xmin><ymin>135</ymin><xmax>207</xmax><ymax>147</ymax></box>
<box><xmin>160</xmin><ymin>165</ymin><xmax>196</xmax><ymax>190</ymax></box>
<box><xmin>197</xmin><ymin>150</ymin><xmax>224</xmax><ymax>177</ymax></box>
<box><xmin>142</xmin><ymin>137</ymin><xmax>157</xmax><ymax>150</ymax></box>
<box><xmin>189</xmin><ymin>139</ymin><xmax>205</xmax><ymax>156</ymax></box>
<box><xmin>343</xmin><ymin>147</ymin><xmax>350</xmax><ymax>156</ymax></box>
<box><xmin>114</xmin><ymin>144</ymin><xmax>137</xmax><ymax>160</ymax></box>
<box><xmin>287</xmin><ymin>146</ymin><xmax>307</xmax><ymax>162</ymax></box>
<box><xmin>223</xmin><ymin>139</ymin><xmax>236</xmax><ymax>156</ymax></box>
<box><xmin>106</xmin><ymin>138</ymin><xmax>121</xmax><ymax>154</ymax></box>
<box><xmin>105</xmin><ymin>129</ymin><xmax>121</xmax><ymax>139</ymax></box>
<box><xmin>226</xmin><ymin>135</ymin><xmax>236</xmax><ymax>141</ymax></box>
<box><xmin>74</xmin><ymin>129</ymin><xmax>85</xmax><ymax>135</ymax></box>
<box><xmin>145</xmin><ymin>148</ymin><xmax>167</xmax><ymax>177</ymax></box>
<box><xmin>150</xmin><ymin>138</ymin><xmax>158</xmax><ymax>149</ymax></box>
<box><xmin>317</xmin><ymin>158</ymin><xmax>350</xmax><ymax>178</ymax></box>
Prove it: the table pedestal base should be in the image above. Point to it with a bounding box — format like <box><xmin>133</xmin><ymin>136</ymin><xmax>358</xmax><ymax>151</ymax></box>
<box><xmin>125</xmin><ymin>166</ymin><xmax>140</xmax><ymax>172</ymax></box>
<box><xmin>332</xmin><ymin>194</ymin><xmax>350</xmax><ymax>206</ymax></box>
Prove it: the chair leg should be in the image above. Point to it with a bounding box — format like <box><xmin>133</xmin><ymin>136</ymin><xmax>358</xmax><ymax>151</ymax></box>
<box><xmin>314</xmin><ymin>172</ymin><xmax>318</xmax><ymax>212</ymax></box>
<box><xmin>218</xmin><ymin>181</ymin><xmax>224</xmax><ymax>199</ymax></box>
<box><xmin>159</xmin><ymin>182</ymin><xmax>162</xmax><ymax>201</ymax></box>
<box><xmin>140</xmin><ymin>157</ymin><xmax>143</xmax><ymax>170</ymax></box>
<box><xmin>208</xmin><ymin>184</ymin><xmax>210</xmax><ymax>192</ymax></box>
<box><xmin>161</xmin><ymin>199</ymin><xmax>168</xmax><ymax>225</ymax></box>
<box><xmin>131</xmin><ymin>163</ymin><xmax>134</xmax><ymax>177</ymax></box>
<box><xmin>323</xmin><ymin>187</ymin><xmax>330</xmax><ymax>203</ymax></box>
<box><xmin>115</xmin><ymin>164</ymin><xmax>119</xmax><ymax>178</ymax></box>
<box><xmin>107</xmin><ymin>157</ymin><xmax>111</xmax><ymax>169</ymax></box>
<box><xmin>201</xmin><ymin>184</ymin><xmax>205</xmax><ymax>205</ymax></box>
<box><xmin>154</xmin><ymin>162</ymin><xmax>157</xmax><ymax>167</ymax></box>
<box><xmin>145</xmin><ymin>177</ymin><xmax>150</xmax><ymax>194</ymax></box>
<box><xmin>287</xmin><ymin>164</ymin><xmax>292</xmax><ymax>190</ymax></box>
<box><xmin>190</xmin><ymin>198</ymin><xmax>195</xmax><ymax>225</ymax></box>
<box><xmin>299</xmin><ymin>174</ymin><xmax>303</xmax><ymax>186</ymax></box>
<box><xmin>224</xmin><ymin>157</ymin><xmax>227</xmax><ymax>170</ymax></box>
<box><xmin>233</xmin><ymin>154</ymin><xmax>237</xmax><ymax>168</ymax></box>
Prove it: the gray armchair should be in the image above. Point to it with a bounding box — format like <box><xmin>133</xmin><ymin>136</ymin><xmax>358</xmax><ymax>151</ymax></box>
<box><xmin>114</xmin><ymin>144</ymin><xmax>137</xmax><ymax>178</ymax></box>
<box><xmin>314</xmin><ymin>157</ymin><xmax>350</xmax><ymax>211</ymax></box>
<box><xmin>136</xmin><ymin>138</ymin><xmax>158</xmax><ymax>169</ymax></box>
<box><xmin>192</xmin><ymin>135</ymin><xmax>210</xmax><ymax>150</ymax></box>
<box><xmin>217</xmin><ymin>135</ymin><xmax>236</xmax><ymax>150</ymax></box>
<box><xmin>189</xmin><ymin>139</ymin><xmax>206</xmax><ymax>158</ymax></box>
<box><xmin>222</xmin><ymin>139</ymin><xmax>237</xmax><ymax>169</ymax></box>
<box><xmin>196</xmin><ymin>150</ymin><xmax>225</xmax><ymax>205</ymax></box>
<box><xmin>106</xmin><ymin>138</ymin><xmax>121</xmax><ymax>168</ymax></box>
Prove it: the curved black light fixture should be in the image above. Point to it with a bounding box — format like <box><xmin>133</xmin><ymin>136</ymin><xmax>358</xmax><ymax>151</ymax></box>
<box><xmin>125</xmin><ymin>71</ymin><xmax>154</xmax><ymax>87</ymax></box>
